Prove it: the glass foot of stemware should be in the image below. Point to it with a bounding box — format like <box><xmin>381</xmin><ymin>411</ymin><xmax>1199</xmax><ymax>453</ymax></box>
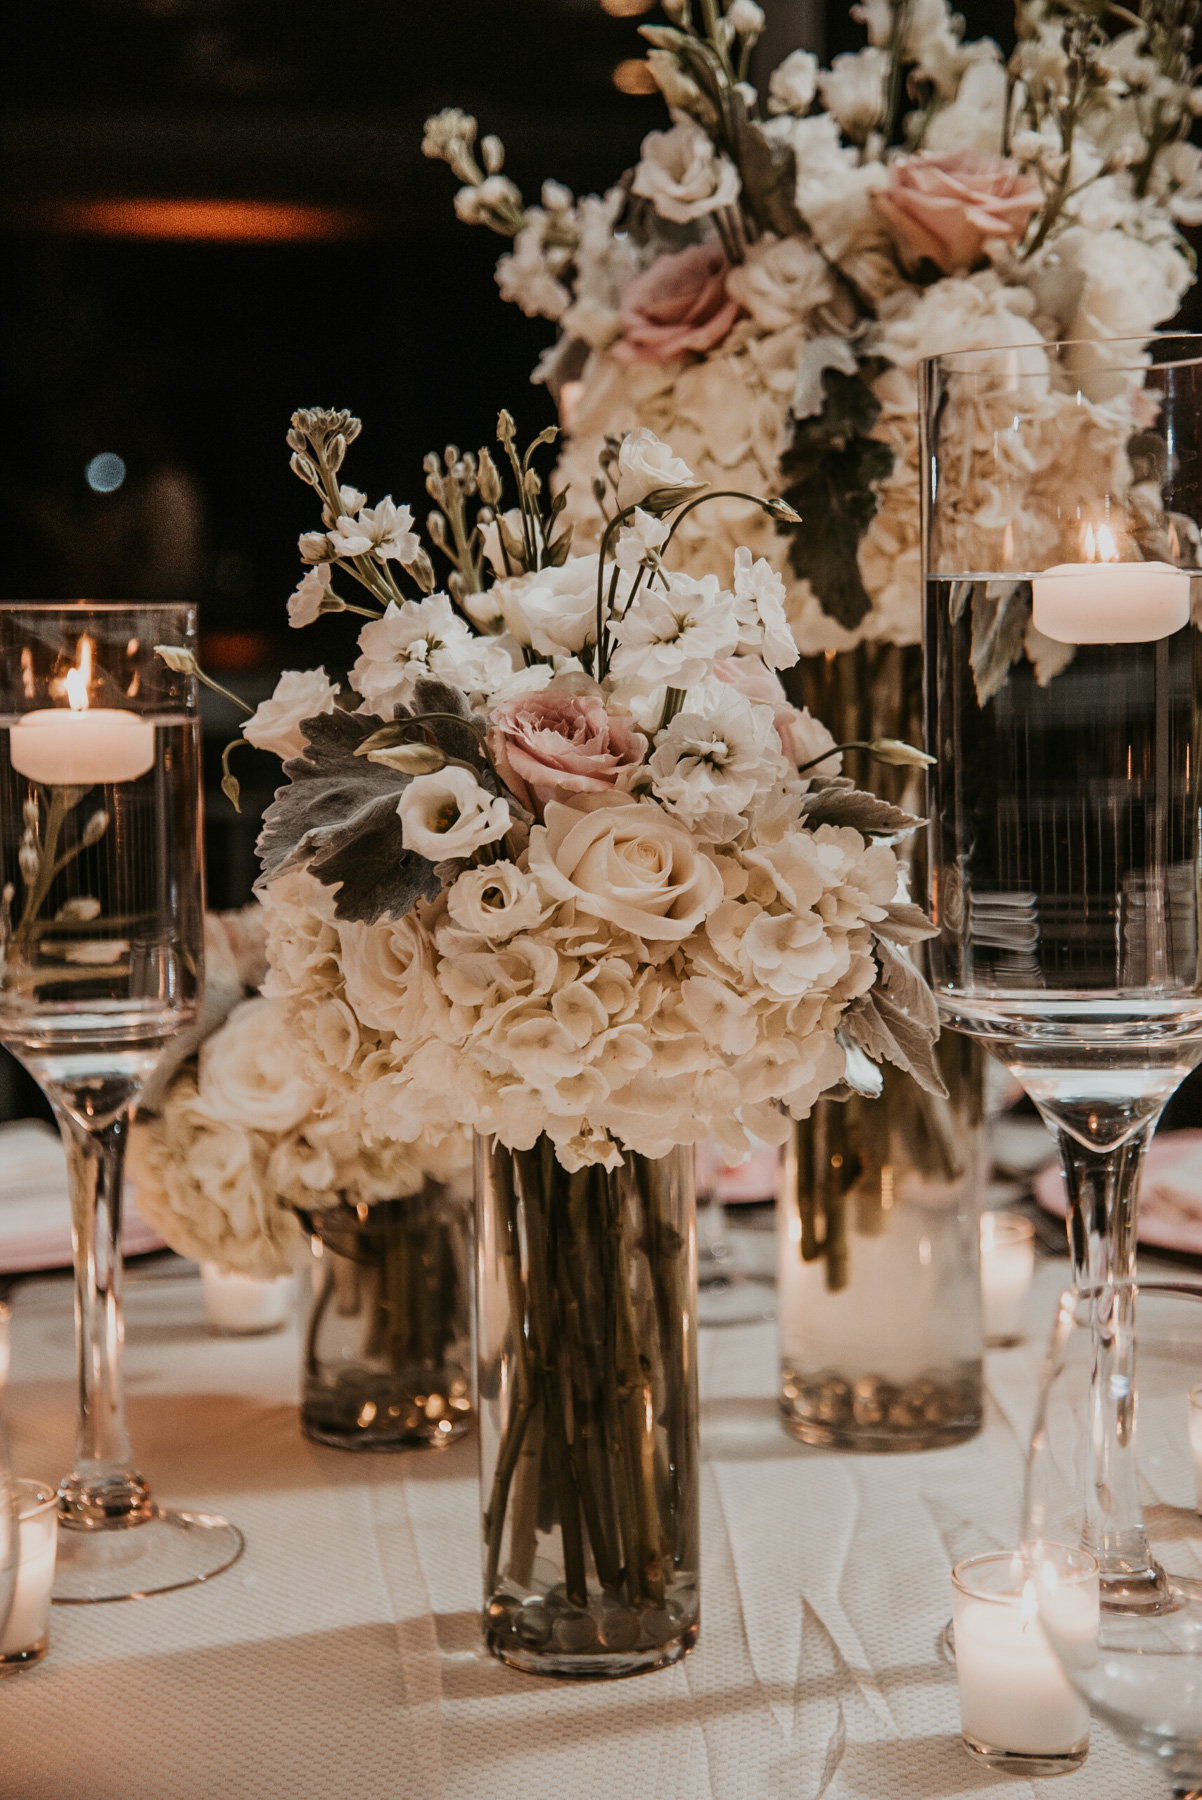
<box><xmin>53</xmin><ymin>1507</ymin><xmax>244</xmax><ymax>1604</ymax></box>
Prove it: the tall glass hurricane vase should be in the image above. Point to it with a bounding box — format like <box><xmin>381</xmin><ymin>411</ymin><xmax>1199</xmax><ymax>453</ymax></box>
<box><xmin>920</xmin><ymin>335</ymin><xmax>1202</xmax><ymax>1609</ymax></box>
<box><xmin>0</xmin><ymin>604</ymin><xmax>242</xmax><ymax>1601</ymax></box>
<box><xmin>476</xmin><ymin>1135</ymin><xmax>698</xmax><ymax>1677</ymax></box>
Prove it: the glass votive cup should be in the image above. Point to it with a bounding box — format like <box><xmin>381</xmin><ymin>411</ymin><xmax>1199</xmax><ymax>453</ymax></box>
<box><xmin>980</xmin><ymin>1212</ymin><xmax>1035</xmax><ymax>1345</ymax></box>
<box><xmin>951</xmin><ymin>1548</ymin><xmax>1094</xmax><ymax>1776</ymax></box>
<box><xmin>1190</xmin><ymin>1386</ymin><xmax>1202</xmax><ymax>1510</ymax></box>
<box><xmin>0</xmin><ymin>1481</ymin><xmax>58</xmax><ymax>1672</ymax></box>
<box><xmin>0</xmin><ymin>1301</ymin><xmax>10</xmax><ymax>1393</ymax></box>
<box><xmin>201</xmin><ymin>1265</ymin><xmax>293</xmax><ymax>1337</ymax></box>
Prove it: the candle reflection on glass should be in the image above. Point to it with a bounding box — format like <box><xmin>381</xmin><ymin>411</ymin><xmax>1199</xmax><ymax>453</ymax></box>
<box><xmin>980</xmin><ymin>1212</ymin><xmax>1035</xmax><ymax>1345</ymax></box>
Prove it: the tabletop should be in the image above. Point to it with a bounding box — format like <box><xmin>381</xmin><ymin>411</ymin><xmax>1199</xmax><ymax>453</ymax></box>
<box><xmin>0</xmin><ymin>1253</ymin><xmax>1162</xmax><ymax>1800</ymax></box>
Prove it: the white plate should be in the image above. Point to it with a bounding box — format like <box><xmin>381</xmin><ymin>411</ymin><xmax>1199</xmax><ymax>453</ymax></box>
<box><xmin>1034</xmin><ymin>1129</ymin><xmax>1202</xmax><ymax>1258</ymax></box>
<box><xmin>0</xmin><ymin>1120</ymin><xmax>164</xmax><ymax>1274</ymax></box>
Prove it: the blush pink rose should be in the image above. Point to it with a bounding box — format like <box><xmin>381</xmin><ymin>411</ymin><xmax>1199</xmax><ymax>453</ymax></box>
<box><xmin>488</xmin><ymin>693</ymin><xmax>648</xmax><ymax>819</ymax></box>
<box><xmin>613</xmin><ymin>243</ymin><xmax>743</xmax><ymax>366</ymax></box>
<box><xmin>873</xmin><ymin>152</ymin><xmax>1042</xmax><ymax>274</ymax></box>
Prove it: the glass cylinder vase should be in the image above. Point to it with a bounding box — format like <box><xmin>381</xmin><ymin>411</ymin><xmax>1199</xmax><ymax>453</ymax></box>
<box><xmin>476</xmin><ymin>1134</ymin><xmax>699</xmax><ymax>1678</ymax></box>
<box><xmin>301</xmin><ymin>1185</ymin><xmax>473</xmax><ymax>1451</ymax></box>
<box><xmin>778</xmin><ymin>1034</ymin><xmax>986</xmax><ymax>1450</ymax></box>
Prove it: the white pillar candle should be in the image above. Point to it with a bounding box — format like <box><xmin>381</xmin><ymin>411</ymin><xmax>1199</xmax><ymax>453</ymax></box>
<box><xmin>980</xmin><ymin>1212</ymin><xmax>1035</xmax><ymax>1344</ymax></box>
<box><xmin>1190</xmin><ymin>1387</ymin><xmax>1202</xmax><ymax>1510</ymax></box>
<box><xmin>0</xmin><ymin>1482</ymin><xmax>57</xmax><ymax>1666</ymax></box>
<box><xmin>952</xmin><ymin>1553</ymin><xmax>1093</xmax><ymax>1760</ymax></box>
<box><xmin>201</xmin><ymin>1265</ymin><xmax>293</xmax><ymax>1336</ymax></box>
<box><xmin>1031</xmin><ymin>548</ymin><xmax>1189</xmax><ymax>647</ymax></box>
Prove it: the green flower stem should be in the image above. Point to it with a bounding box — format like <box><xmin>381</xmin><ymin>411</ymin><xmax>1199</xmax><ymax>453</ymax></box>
<box><xmin>11</xmin><ymin>788</ymin><xmax>74</xmax><ymax>958</ymax></box>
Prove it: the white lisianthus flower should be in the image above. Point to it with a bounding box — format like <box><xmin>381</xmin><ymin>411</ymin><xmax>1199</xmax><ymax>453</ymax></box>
<box><xmin>727</xmin><ymin>0</ymin><xmax>765</xmax><ymax>35</ymax></box>
<box><xmin>446</xmin><ymin>861</ymin><xmax>548</xmax><ymax>940</ymax></box>
<box><xmin>329</xmin><ymin>496</ymin><xmax>420</xmax><ymax>565</ymax></box>
<box><xmin>287</xmin><ymin>563</ymin><xmax>333</xmax><ymax>629</ymax></box>
<box><xmin>616</xmin><ymin>428</ymin><xmax>697</xmax><ymax>510</ymax></box>
<box><xmin>614</xmin><ymin>508</ymin><xmax>670</xmax><ymax>573</ymax></box>
<box><xmin>350</xmin><ymin>594</ymin><xmax>510</xmax><ymax>713</ymax></box>
<box><xmin>243</xmin><ymin>668</ymin><xmax>339</xmax><ymax>761</ymax></box>
<box><xmin>767</xmin><ymin>48</ymin><xmax>819</xmax><ymax>114</ymax></box>
<box><xmin>495</xmin><ymin>554</ymin><xmax>608</xmax><ymax>657</ymax></box>
<box><xmin>732</xmin><ymin>547</ymin><xmax>799</xmax><ymax>669</ymax></box>
<box><xmin>648</xmin><ymin>681</ymin><xmax>782</xmax><ymax>838</ymax></box>
<box><xmin>630</xmin><ymin>120</ymin><xmax>742</xmax><ymax>225</ymax></box>
<box><xmin>608</xmin><ymin>571</ymin><xmax>739</xmax><ymax>691</ymax></box>
<box><xmin>816</xmin><ymin>47</ymin><xmax>889</xmax><ymax>139</ymax></box>
<box><xmin>398</xmin><ymin>767</ymin><xmax>511</xmax><ymax>861</ymax></box>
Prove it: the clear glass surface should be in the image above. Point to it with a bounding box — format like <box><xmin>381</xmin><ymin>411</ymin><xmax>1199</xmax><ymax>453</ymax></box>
<box><xmin>302</xmin><ymin>1189</ymin><xmax>473</xmax><ymax>1451</ymax></box>
<box><xmin>1024</xmin><ymin>1284</ymin><xmax>1202</xmax><ymax>1797</ymax></box>
<box><xmin>476</xmin><ymin>1135</ymin><xmax>699</xmax><ymax>1677</ymax></box>
<box><xmin>921</xmin><ymin>335</ymin><xmax>1202</xmax><ymax>1605</ymax></box>
<box><xmin>0</xmin><ymin>604</ymin><xmax>241</xmax><ymax>1601</ymax></box>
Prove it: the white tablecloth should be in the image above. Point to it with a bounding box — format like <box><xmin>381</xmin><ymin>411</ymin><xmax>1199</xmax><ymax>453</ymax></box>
<box><xmin>0</xmin><ymin>1256</ymin><xmax>1158</xmax><ymax>1800</ymax></box>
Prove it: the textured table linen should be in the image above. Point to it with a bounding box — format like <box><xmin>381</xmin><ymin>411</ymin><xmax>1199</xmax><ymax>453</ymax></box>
<box><xmin>0</xmin><ymin>1258</ymin><xmax>1158</xmax><ymax>1800</ymax></box>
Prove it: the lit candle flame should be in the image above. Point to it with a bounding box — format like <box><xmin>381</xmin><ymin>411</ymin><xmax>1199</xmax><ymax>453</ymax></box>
<box><xmin>1081</xmin><ymin>521</ymin><xmax>1119</xmax><ymax>564</ymax></box>
<box><xmin>65</xmin><ymin>637</ymin><xmax>93</xmax><ymax>712</ymax></box>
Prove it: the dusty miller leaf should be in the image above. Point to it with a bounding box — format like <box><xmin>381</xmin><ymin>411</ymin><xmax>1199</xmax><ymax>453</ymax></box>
<box><xmin>798</xmin><ymin>776</ymin><xmax>923</xmax><ymax>838</ymax></box>
<box><xmin>970</xmin><ymin>580</ymin><xmax>1028</xmax><ymax>706</ymax></box>
<box><xmin>735</xmin><ymin>118</ymin><xmax>804</xmax><ymax>236</ymax></box>
<box><xmin>778</xmin><ymin>369</ymin><xmax>895</xmax><ymax>632</ymax></box>
<box><xmin>874</xmin><ymin>900</ymin><xmax>939</xmax><ymax>946</ymax></box>
<box><xmin>255</xmin><ymin>707</ymin><xmax>441</xmax><ymax>924</ymax></box>
<box><xmin>875</xmin><ymin>937</ymin><xmax>940</xmax><ymax>1034</ymax></box>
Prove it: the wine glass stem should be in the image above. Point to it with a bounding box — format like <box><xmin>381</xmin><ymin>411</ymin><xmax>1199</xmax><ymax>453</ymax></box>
<box><xmin>55</xmin><ymin>1097</ymin><xmax>152</xmax><ymax>1529</ymax></box>
<box><xmin>1057</xmin><ymin>1121</ymin><xmax>1166</xmax><ymax>1605</ymax></box>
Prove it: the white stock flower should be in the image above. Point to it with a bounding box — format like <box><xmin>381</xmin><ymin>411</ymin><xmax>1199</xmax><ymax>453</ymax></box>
<box><xmin>733</xmin><ymin>548</ymin><xmax>799</xmax><ymax>670</ymax></box>
<box><xmin>287</xmin><ymin>563</ymin><xmax>332</xmax><ymax>628</ymax></box>
<box><xmin>329</xmin><ymin>496</ymin><xmax>419</xmax><ymax>565</ymax></box>
<box><xmin>648</xmin><ymin>681</ymin><xmax>781</xmax><ymax>836</ymax></box>
<box><xmin>816</xmin><ymin>48</ymin><xmax>889</xmax><ymax>139</ymax></box>
<box><xmin>616</xmin><ymin>428</ymin><xmax>697</xmax><ymax>509</ymax></box>
<box><xmin>614</xmin><ymin>508</ymin><xmax>670</xmax><ymax>573</ymax></box>
<box><xmin>727</xmin><ymin>0</ymin><xmax>765</xmax><ymax>35</ymax></box>
<box><xmin>495</xmin><ymin>555</ymin><xmax>607</xmax><ymax>657</ymax></box>
<box><xmin>608</xmin><ymin>571</ymin><xmax>739</xmax><ymax>691</ymax></box>
<box><xmin>767</xmin><ymin>48</ymin><xmax>819</xmax><ymax>114</ymax></box>
<box><xmin>559</xmin><ymin>187</ymin><xmax>643</xmax><ymax>352</ymax></box>
<box><xmin>630</xmin><ymin>120</ymin><xmax>742</xmax><ymax>225</ymax></box>
<box><xmin>398</xmin><ymin>767</ymin><xmax>511</xmax><ymax>861</ymax></box>
<box><xmin>243</xmin><ymin>668</ymin><xmax>339</xmax><ymax>761</ymax></box>
<box><xmin>446</xmin><ymin>861</ymin><xmax>548</xmax><ymax>939</ymax></box>
<box><xmin>496</xmin><ymin>211</ymin><xmax>572</xmax><ymax>321</ymax></box>
<box><xmin>724</xmin><ymin>234</ymin><xmax>835</xmax><ymax>330</ymax></box>
<box><xmin>350</xmin><ymin>594</ymin><xmax>509</xmax><ymax>713</ymax></box>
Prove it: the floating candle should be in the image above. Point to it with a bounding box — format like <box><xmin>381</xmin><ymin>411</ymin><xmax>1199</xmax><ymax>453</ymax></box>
<box><xmin>9</xmin><ymin>646</ymin><xmax>154</xmax><ymax>786</ymax></box>
<box><xmin>0</xmin><ymin>1481</ymin><xmax>57</xmax><ymax>1670</ymax></box>
<box><xmin>1031</xmin><ymin>524</ymin><xmax>1189</xmax><ymax>646</ymax></box>
<box><xmin>201</xmin><ymin>1265</ymin><xmax>293</xmax><ymax>1337</ymax></box>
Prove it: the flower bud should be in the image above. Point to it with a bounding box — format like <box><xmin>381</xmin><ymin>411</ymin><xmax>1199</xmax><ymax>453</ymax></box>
<box><xmin>82</xmin><ymin>810</ymin><xmax>111</xmax><ymax>848</ymax></box>
<box><xmin>56</xmin><ymin>896</ymin><xmax>101</xmax><ymax>922</ymax></box>
<box><xmin>327</xmin><ymin>434</ymin><xmax>346</xmax><ymax>472</ymax></box>
<box><xmin>477</xmin><ymin>448</ymin><xmax>503</xmax><ymax>506</ymax></box>
<box><xmin>409</xmin><ymin>547</ymin><xmax>438</xmax><ymax>594</ymax></box>
<box><xmin>22</xmin><ymin>798</ymin><xmax>39</xmax><ymax>830</ymax></box>
<box><xmin>868</xmin><ymin>738</ymin><xmax>935</xmax><ymax>768</ymax></box>
<box><xmin>497</xmin><ymin>410</ymin><xmax>517</xmax><ymax>445</ymax></box>
<box><xmin>481</xmin><ymin>134</ymin><xmax>505</xmax><ymax>174</ymax></box>
<box><xmin>367</xmin><ymin>742</ymin><xmax>447</xmax><ymax>775</ymax></box>
<box><xmin>155</xmin><ymin>644</ymin><xmax>198</xmax><ymax>674</ymax></box>
<box><xmin>290</xmin><ymin>450</ymin><xmax>319</xmax><ymax>488</ymax></box>
<box><xmin>18</xmin><ymin>842</ymin><xmax>39</xmax><ymax>883</ymax></box>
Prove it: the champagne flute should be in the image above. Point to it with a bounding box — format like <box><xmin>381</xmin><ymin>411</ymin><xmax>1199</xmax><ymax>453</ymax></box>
<box><xmin>0</xmin><ymin>603</ymin><xmax>242</xmax><ymax>1601</ymax></box>
<box><xmin>920</xmin><ymin>333</ymin><xmax>1202</xmax><ymax>1609</ymax></box>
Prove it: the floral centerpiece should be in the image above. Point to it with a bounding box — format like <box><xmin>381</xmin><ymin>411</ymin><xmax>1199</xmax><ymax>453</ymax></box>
<box><xmin>425</xmin><ymin>0</ymin><xmax>1202</xmax><ymax>656</ymax></box>
<box><xmin>166</xmin><ymin>402</ymin><xmax>940</xmax><ymax>1671</ymax></box>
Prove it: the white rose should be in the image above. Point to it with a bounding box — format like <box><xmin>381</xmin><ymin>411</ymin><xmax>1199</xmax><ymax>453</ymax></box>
<box><xmin>528</xmin><ymin>797</ymin><xmax>724</xmax><ymax>941</ymax></box>
<box><xmin>608</xmin><ymin>570</ymin><xmax>739</xmax><ymax>692</ymax></box>
<box><xmin>243</xmin><ymin>668</ymin><xmax>339</xmax><ymax>761</ymax></box>
<box><xmin>630</xmin><ymin>120</ymin><xmax>742</xmax><ymax>225</ymax></box>
<box><xmin>339</xmin><ymin>910</ymin><xmax>442</xmax><ymax>1040</ymax></box>
<box><xmin>196</xmin><ymin>997</ymin><xmax>319</xmax><ymax>1133</ymax></box>
<box><xmin>767</xmin><ymin>48</ymin><xmax>819</xmax><ymax>115</ymax></box>
<box><xmin>398</xmin><ymin>767</ymin><xmax>511</xmax><ymax>861</ymax></box>
<box><xmin>616</xmin><ymin>428</ymin><xmax>697</xmax><ymax>511</ymax></box>
<box><xmin>446</xmin><ymin>861</ymin><xmax>549</xmax><ymax>939</ymax></box>
<box><xmin>495</xmin><ymin>554</ymin><xmax>607</xmax><ymax>657</ymax></box>
<box><xmin>724</xmin><ymin>233</ymin><xmax>835</xmax><ymax>331</ymax></box>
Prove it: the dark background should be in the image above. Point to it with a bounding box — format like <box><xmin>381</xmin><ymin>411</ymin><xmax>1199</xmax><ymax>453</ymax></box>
<box><xmin>2</xmin><ymin>0</ymin><xmax>1197</xmax><ymax>1122</ymax></box>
